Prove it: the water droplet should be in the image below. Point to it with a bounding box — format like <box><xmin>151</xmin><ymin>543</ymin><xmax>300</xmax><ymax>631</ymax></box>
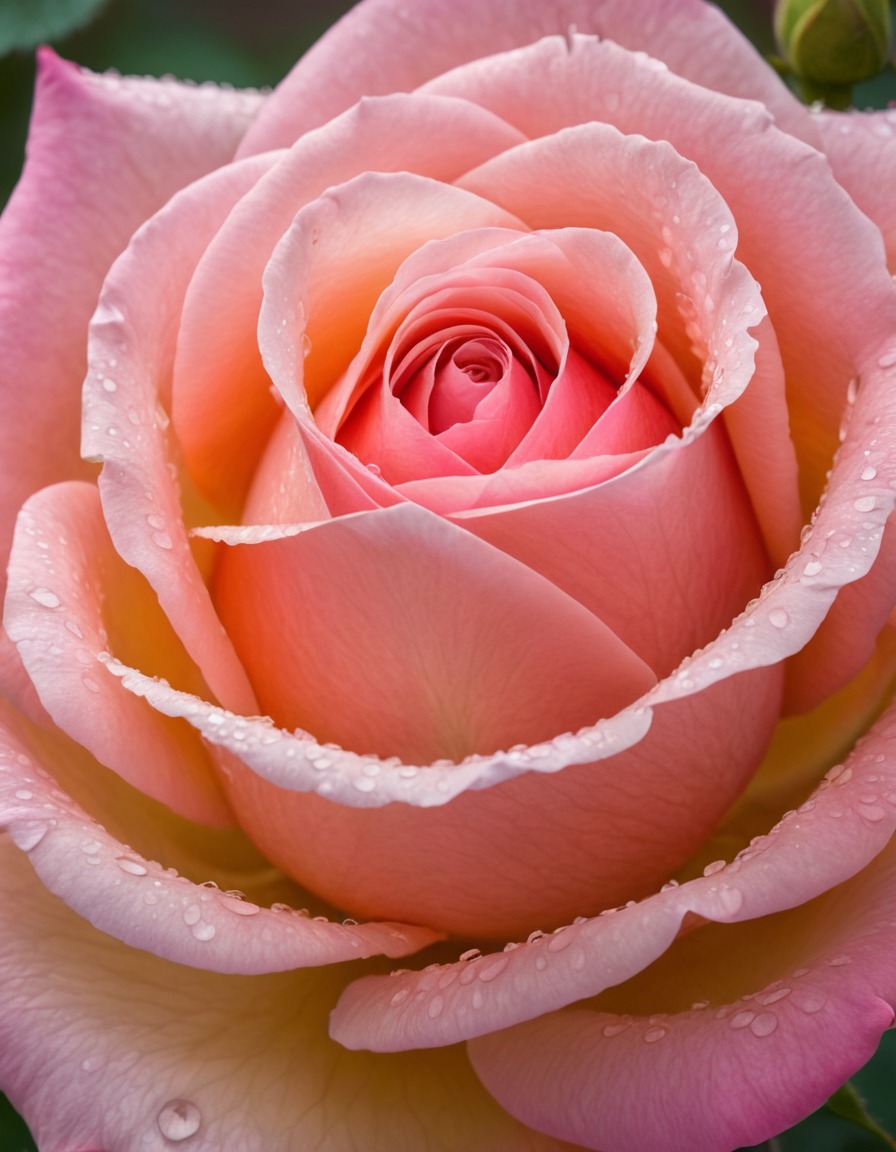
<box><xmin>80</xmin><ymin>838</ymin><xmax>102</xmax><ymax>855</ymax></box>
<box><xmin>14</xmin><ymin>789</ymin><xmax>33</xmax><ymax>801</ymax></box>
<box><xmin>102</xmin><ymin>377</ymin><xmax>118</xmax><ymax>392</ymax></box>
<box><xmin>757</xmin><ymin>987</ymin><xmax>791</xmax><ymax>1006</ymax></box>
<box><xmin>878</xmin><ymin>349</ymin><xmax>896</xmax><ymax>369</ymax></box>
<box><xmin>81</xmin><ymin>674</ymin><xmax>101</xmax><ymax>694</ymax></box>
<box><xmin>152</xmin><ymin>531</ymin><xmax>174</xmax><ymax>550</ymax></box>
<box><xmin>29</xmin><ymin>587</ymin><xmax>60</xmax><ymax>609</ymax></box>
<box><xmin>157</xmin><ymin>1099</ymin><xmax>201</xmax><ymax>1142</ymax></box>
<box><xmin>861</xmin><ymin>465</ymin><xmax>878</xmax><ymax>481</ymax></box>
<box><xmin>352</xmin><ymin>775</ymin><xmax>377</xmax><ymax>793</ymax></box>
<box><xmin>703</xmin><ymin>860</ymin><xmax>726</xmax><ymax>877</ymax></box>
<box><xmin>826</xmin><ymin>955</ymin><xmax>851</xmax><ymax>967</ymax></box>
<box><xmin>750</xmin><ymin>1012</ymin><xmax>778</xmax><ymax>1036</ymax></box>
<box><xmin>802</xmin><ymin>560</ymin><xmax>822</xmax><ymax>577</ymax></box>
<box><xmin>854</xmin><ymin>496</ymin><xmax>876</xmax><ymax>513</ymax></box>
<box><xmin>390</xmin><ymin>987</ymin><xmax>409</xmax><ymax>1007</ymax></box>
<box><xmin>477</xmin><ymin>955</ymin><xmax>509</xmax><ymax>982</ymax></box>
<box><xmin>768</xmin><ymin>608</ymin><xmax>789</xmax><ymax>629</ymax></box>
<box><xmin>858</xmin><ymin>803</ymin><xmax>886</xmax><ymax>822</ymax></box>
<box><xmin>793</xmin><ymin>990</ymin><xmax>826</xmax><ymax>1014</ymax></box>
<box><xmin>459</xmin><ymin>948</ymin><xmax>481</xmax><ymax>962</ymax></box>
<box><xmin>219</xmin><ymin>894</ymin><xmax>260</xmax><ymax>916</ymax></box>
<box><xmin>116</xmin><ymin>856</ymin><xmax>148</xmax><ymax>876</ymax></box>
<box><xmin>602</xmin><ymin>1021</ymin><xmax>629</xmax><ymax>1037</ymax></box>
<box><xmin>15</xmin><ymin>822</ymin><xmax>48</xmax><ymax>851</ymax></box>
<box><xmin>729</xmin><ymin>1010</ymin><xmax>755</xmax><ymax>1029</ymax></box>
<box><xmin>428</xmin><ymin>995</ymin><xmax>444</xmax><ymax>1019</ymax></box>
<box><xmin>547</xmin><ymin>928</ymin><xmax>575</xmax><ymax>953</ymax></box>
<box><xmin>65</xmin><ymin>619</ymin><xmax>85</xmax><ymax>638</ymax></box>
<box><xmin>644</xmin><ymin>1026</ymin><xmax>667</xmax><ymax>1043</ymax></box>
<box><xmin>191</xmin><ymin>921</ymin><xmax>216</xmax><ymax>942</ymax></box>
<box><xmin>182</xmin><ymin>905</ymin><xmax>201</xmax><ymax>926</ymax></box>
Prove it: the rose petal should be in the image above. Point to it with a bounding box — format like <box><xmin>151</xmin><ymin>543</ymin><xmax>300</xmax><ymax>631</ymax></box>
<box><xmin>82</xmin><ymin>152</ymin><xmax>279</xmax><ymax>716</ymax></box>
<box><xmin>468</xmin><ymin>846</ymin><xmax>896</xmax><ymax>1152</ymax></box>
<box><xmin>239</xmin><ymin>0</ymin><xmax>807</xmax><ymax>156</ymax></box>
<box><xmin>0</xmin><ymin>841</ymin><xmax>566</xmax><ymax>1152</ymax></box>
<box><xmin>812</xmin><ymin>106</ymin><xmax>896</xmax><ymax>271</ymax></box>
<box><xmin>459</xmin><ymin>419</ymin><xmax>769</xmax><ymax>679</ymax></box>
<box><xmin>5</xmin><ymin>482</ymin><xmax>232</xmax><ymax>826</ymax></box>
<box><xmin>331</xmin><ymin>690</ymin><xmax>896</xmax><ymax>1052</ymax></box>
<box><xmin>0</xmin><ymin>703</ymin><xmax>438</xmax><ymax>974</ymax></box>
<box><xmin>0</xmin><ymin>49</ymin><xmax>262</xmax><ymax>596</ymax></box>
<box><xmin>212</xmin><ymin>502</ymin><xmax>656</xmax><ymax>763</ymax></box>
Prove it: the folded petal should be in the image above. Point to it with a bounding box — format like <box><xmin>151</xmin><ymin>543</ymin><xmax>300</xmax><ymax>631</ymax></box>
<box><xmin>5</xmin><ymin>481</ymin><xmax>232</xmax><ymax>826</ymax></box>
<box><xmin>0</xmin><ymin>703</ymin><xmax>437</xmax><ymax>975</ymax></box>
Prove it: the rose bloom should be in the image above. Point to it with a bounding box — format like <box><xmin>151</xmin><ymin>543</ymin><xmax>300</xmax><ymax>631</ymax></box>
<box><xmin>2</xmin><ymin>0</ymin><xmax>896</xmax><ymax>1148</ymax></box>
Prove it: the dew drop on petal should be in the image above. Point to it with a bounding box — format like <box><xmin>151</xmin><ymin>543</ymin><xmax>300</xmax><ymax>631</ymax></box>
<box><xmin>191</xmin><ymin>921</ymin><xmax>216</xmax><ymax>942</ymax></box>
<box><xmin>768</xmin><ymin>608</ymin><xmax>789</xmax><ymax>629</ymax></box>
<box><xmin>29</xmin><ymin>587</ymin><xmax>60</xmax><ymax>609</ymax></box>
<box><xmin>644</xmin><ymin>1026</ymin><xmax>667</xmax><ymax>1043</ymax></box>
<box><xmin>115</xmin><ymin>856</ymin><xmax>148</xmax><ymax>876</ymax></box>
<box><xmin>157</xmin><ymin>1099</ymin><xmax>201</xmax><ymax>1142</ymax></box>
<box><xmin>750</xmin><ymin>1012</ymin><xmax>778</xmax><ymax>1037</ymax></box>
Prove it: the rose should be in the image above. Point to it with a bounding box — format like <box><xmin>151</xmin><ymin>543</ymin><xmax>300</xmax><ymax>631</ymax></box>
<box><xmin>1</xmin><ymin>2</ymin><xmax>896</xmax><ymax>1149</ymax></box>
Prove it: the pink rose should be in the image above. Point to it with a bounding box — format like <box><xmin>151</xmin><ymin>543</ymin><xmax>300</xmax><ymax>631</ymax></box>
<box><xmin>2</xmin><ymin>1</ymin><xmax>896</xmax><ymax>1148</ymax></box>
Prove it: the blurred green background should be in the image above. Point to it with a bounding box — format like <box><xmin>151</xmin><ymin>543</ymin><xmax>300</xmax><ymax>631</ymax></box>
<box><xmin>1</xmin><ymin>0</ymin><xmax>896</xmax><ymax>1148</ymax></box>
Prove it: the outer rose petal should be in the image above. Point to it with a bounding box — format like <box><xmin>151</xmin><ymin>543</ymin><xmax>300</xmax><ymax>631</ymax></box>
<box><xmin>0</xmin><ymin>703</ymin><xmax>438</xmax><ymax>974</ymax></box>
<box><xmin>239</xmin><ymin>0</ymin><xmax>807</xmax><ymax>156</ymax></box>
<box><xmin>0</xmin><ymin>50</ymin><xmax>263</xmax><ymax>595</ymax></box>
<box><xmin>468</xmin><ymin>843</ymin><xmax>896</xmax><ymax>1152</ymax></box>
<box><xmin>0</xmin><ymin>841</ymin><xmax>572</xmax><ymax>1152</ymax></box>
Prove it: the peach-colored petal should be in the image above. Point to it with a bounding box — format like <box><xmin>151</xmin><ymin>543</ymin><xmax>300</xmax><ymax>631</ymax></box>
<box><xmin>212</xmin><ymin>503</ymin><xmax>656</xmax><ymax>763</ymax></box>
<box><xmin>459</xmin><ymin>420</ymin><xmax>769</xmax><ymax>679</ymax></box>
<box><xmin>173</xmin><ymin>93</ymin><xmax>526</xmax><ymax>513</ymax></box>
<box><xmin>239</xmin><ymin>0</ymin><xmax>807</xmax><ymax>156</ymax></box>
<box><xmin>5</xmin><ymin>482</ymin><xmax>232</xmax><ymax>826</ymax></box>
<box><xmin>0</xmin><ymin>841</ymin><xmax>568</xmax><ymax>1152</ymax></box>
<box><xmin>0</xmin><ymin>50</ymin><xmax>263</xmax><ymax>589</ymax></box>
<box><xmin>82</xmin><ymin>153</ymin><xmax>279</xmax><ymax>717</ymax></box>
<box><xmin>0</xmin><ymin>704</ymin><xmax>437</xmax><ymax>975</ymax></box>
<box><xmin>331</xmin><ymin>690</ymin><xmax>896</xmax><ymax>1054</ymax></box>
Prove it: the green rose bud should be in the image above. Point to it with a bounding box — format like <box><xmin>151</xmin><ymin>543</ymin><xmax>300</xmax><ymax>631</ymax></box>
<box><xmin>774</xmin><ymin>0</ymin><xmax>891</xmax><ymax>86</ymax></box>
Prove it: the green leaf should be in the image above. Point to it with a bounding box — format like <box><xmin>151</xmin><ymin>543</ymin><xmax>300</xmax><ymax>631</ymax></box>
<box><xmin>0</xmin><ymin>0</ymin><xmax>112</xmax><ymax>56</ymax></box>
<box><xmin>825</xmin><ymin>1080</ymin><xmax>896</xmax><ymax>1149</ymax></box>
